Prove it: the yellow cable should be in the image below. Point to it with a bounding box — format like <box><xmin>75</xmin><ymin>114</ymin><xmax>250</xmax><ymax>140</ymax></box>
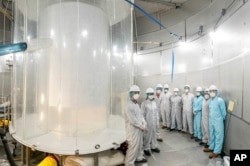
<box><xmin>0</xmin><ymin>6</ymin><xmax>13</xmax><ymax>21</ymax></box>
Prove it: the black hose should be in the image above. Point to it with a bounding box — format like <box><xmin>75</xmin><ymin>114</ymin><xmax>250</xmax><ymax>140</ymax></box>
<box><xmin>0</xmin><ymin>128</ymin><xmax>17</xmax><ymax>166</ymax></box>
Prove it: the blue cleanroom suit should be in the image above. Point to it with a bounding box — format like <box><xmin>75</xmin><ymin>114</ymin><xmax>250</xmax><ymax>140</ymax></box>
<box><xmin>193</xmin><ymin>95</ymin><xmax>204</xmax><ymax>140</ymax></box>
<box><xmin>208</xmin><ymin>96</ymin><xmax>226</xmax><ymax>154</ymax></box>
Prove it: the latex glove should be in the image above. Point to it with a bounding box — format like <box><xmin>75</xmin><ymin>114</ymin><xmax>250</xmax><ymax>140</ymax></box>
<box><xmin>193</xmin><ymin>111</ymin><xmax>197</xmax><ymax>115</ymax></box>
<box><xmin>139</xmin><ymin>125</ymin><xmax>147</xmax><ymax>131</ymax></box>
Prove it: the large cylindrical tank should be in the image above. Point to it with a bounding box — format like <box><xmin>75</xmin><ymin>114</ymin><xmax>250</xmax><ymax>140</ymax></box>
<box><xmin>10</xmin><ymin>0</ymin><xmax>133</xmax><ymax>155</ymax></box>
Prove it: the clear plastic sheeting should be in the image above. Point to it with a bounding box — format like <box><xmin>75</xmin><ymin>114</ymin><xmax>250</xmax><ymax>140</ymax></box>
<box><xmin>10</xmin><ymin>0</ymin><xmax>132</xmax><ymax>155</ymax></box>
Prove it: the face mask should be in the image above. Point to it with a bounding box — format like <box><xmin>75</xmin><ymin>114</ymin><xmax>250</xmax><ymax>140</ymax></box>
<box><xmin>196</xmin><ymin>92</ymin><xmax>200</xmax><ymax>96</ymax></box>
<box><xmin>185</xmin><ymin>89</ymin><xmax>189</xmax><ymax>93</ymax></box>
<box><xmin>210</xmin><ymin>92</ymin><xmax>216</xmax><ymax>98</ymax></box>
<box><xmin>174</xmin><ymin>92</ymin><xmax>178</xmax><ymax>96</ymax></box>
<box><xmin>164</xmin><ymin>89</ymin><xmax>168</xmax><ymax>93</ymax></box>
<box><xmin>148</xmin><ymin>95</ymin><xmax>154</xmax><ymax>100</ymax></box>
<box><xmin>133</xmin><ymin>94</ymin><xmax>140</xmax><ymax>100</ymax></box>
<box><xmin>204</xmin><ymin>94</ymin><xmax>210</xmax><ymax>99</ymax></box>
<box><xmin>156</xmin><ymin>90</ymin><xmax>161</xmax><ymax>94</ymax></box>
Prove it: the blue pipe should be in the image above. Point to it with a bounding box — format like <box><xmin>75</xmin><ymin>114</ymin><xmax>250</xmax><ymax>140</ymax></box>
<box><xmin>125</xmin><ymin>0</ymin><xmax>178</xmax><ymax>82</ymax></box>
<box><xmin>0</xmin><ymin>42</ymin><xmax>27</xmax><ymax>56</ymax></box>
<box><xmin>125</xmin><ymin>0</ymin><xmax>180</xmax><ymax>39</ymax></box>
<box><xmin>171</xmin><ymin>47</ymin><xmax>175</xmax><ymax>82</ymax></box>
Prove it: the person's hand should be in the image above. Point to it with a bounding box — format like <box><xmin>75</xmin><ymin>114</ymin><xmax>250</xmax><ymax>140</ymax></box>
<box><xmin>139</xmin><ymin>125</ymin><xmax>147</xmax><ymax>131</ymax></box>
<box><xmin>193</xmin><ymin>111</ymin><xmax>197</xmax><ymax>115</ymax></box>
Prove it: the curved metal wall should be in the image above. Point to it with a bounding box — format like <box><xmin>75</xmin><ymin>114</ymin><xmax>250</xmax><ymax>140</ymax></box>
<box><xmin>135</xmin><ymin>1</ymin><xmax>250</xmax><ymax>154</ymax></box>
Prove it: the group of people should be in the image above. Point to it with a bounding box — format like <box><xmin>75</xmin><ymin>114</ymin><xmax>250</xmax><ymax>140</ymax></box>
<box><xmin>124</xmin><ymin>84</ymin><xmax>227</xmax><ymax>166</ymax></box>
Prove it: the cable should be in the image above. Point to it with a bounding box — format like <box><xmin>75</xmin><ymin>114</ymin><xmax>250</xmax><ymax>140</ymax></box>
<box><xmin>125</xmin><ymin>0</ymin><xmax>179</xmax><ymax>81</ymax></box>
<box><xmin>0</xmin><ymin>129</ymin><xmax>17</xmax><ymax>166</ymax></box>
<box><xmin>0</xmin><ymin>0</ymin><xmax>13</xmax><ymax>20</ymax></box>
<box><xmin>2</xmin><ymin>0</ymin><xmax>12</xmax><ymax>11</ymax></box>
<box><xmin>124</xmin><ymin>0</ymin><xmax>181</xmax><ymax>39</ymax></box>
<box><xmin>171</xmin><ymin>37</ymin><xmax>175</xmax><ymax>82</ymax></box>
<box><xmin>213</xmin><ymin>0</ymin><xmax>237</xmax><ymax>30</ymax></box>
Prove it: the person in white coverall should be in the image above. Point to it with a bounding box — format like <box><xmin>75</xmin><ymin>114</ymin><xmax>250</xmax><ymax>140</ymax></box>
<box><xmin>181</xmin><ymin>85</ymin><xmax>195</xmax><ymax>138</ymax></box>
<box><xmin>200</xmin><ymin>89</ymin><xmax>210</xmax><ymax>148</ymax></box>
<box><xmin>160</xmin><ymin>84</ymin><xmax>172</xmax><ymax>130</ymax></box>
<box><xmin>141</xmin><ymin>88</ymin><xmax>160</xmax><ymax>156</ymax></box>
<box><xmin>124</xmin><ymin>85</ymin><xmax>147</xmax><ymax>166</ymax></box>
<box><xmin>170</xmin><ymin>88</ymin><xmax>182</xmax><ymax>131</ymax></box>
<box><xmin>154</xmin><ymin>84</ymin><xmax>163</xmax><ymax>142</ymax></box>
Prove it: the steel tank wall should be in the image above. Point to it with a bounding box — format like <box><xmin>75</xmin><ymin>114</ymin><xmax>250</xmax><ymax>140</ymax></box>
<box><xmin>135</xmin><ymin>1</ymin><xmax>250</xmax><ymax>154</ymax></box>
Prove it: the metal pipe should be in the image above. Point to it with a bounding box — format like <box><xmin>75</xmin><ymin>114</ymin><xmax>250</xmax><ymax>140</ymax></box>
<box><xmin>0</xmin><ymin>42</ymin><xmax>27</xmax><ymax>56</ymax></box>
